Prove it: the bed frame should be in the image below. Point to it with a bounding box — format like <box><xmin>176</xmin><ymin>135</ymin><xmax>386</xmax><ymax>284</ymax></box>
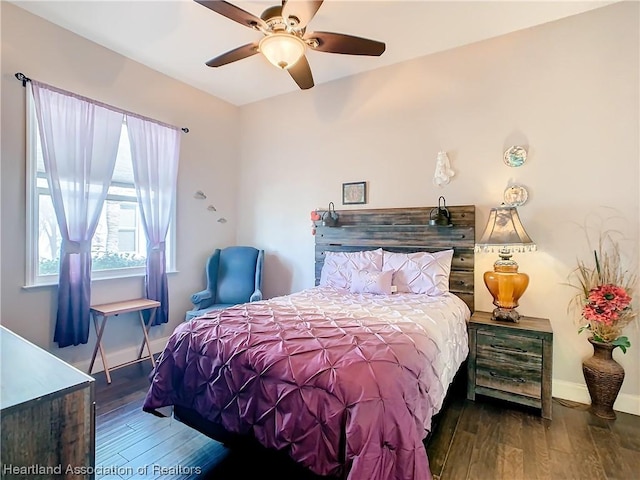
<box><xmin>314</xmin><ymin>205</ymin><xmax>475</xmax><ymax>312</ymax></box>
<box><xmin>173</xmin><ymin>204</ymin><xmax>476</xmax><ymax>470</ymax></box>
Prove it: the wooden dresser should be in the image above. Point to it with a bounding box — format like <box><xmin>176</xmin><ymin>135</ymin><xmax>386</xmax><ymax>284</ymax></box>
<box><xmin>467</xmin><ymin>311</ymin><xmax>553</xmax><ymax>419</ymax></box>
<box><xmin>0</xmin><ymin>326</ymin><xmax>95</xmax><ymax>479</ymax></box>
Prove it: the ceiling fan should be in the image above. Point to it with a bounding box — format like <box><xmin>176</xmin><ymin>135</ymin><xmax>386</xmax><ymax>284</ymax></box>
<box><xmin>195</xmin><ymin>0</ymin><xmax>386</xmax><ymax>90</ymax></box>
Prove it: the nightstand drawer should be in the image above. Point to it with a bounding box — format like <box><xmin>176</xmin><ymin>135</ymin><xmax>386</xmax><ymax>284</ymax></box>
<box><xmin>476</xmin><ymin>331</ymin><xmax>543</xmax><ymax>360</ymax></box>
<box><xmin>475</xmin><ymin>331</ymin><xmax>543</xmax><ymax>398</ymax></box>
<box><xmin>476</xmin><ymin>360</ymin><xmax>542</xmax><ymax>398</ymax></box>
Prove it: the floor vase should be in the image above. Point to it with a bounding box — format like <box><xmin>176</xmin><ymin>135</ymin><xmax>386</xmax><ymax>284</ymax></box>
<box><xmin>582</xmin><ymin>337</ymin><xmax>625</xmax><ymax>420</ymax></box>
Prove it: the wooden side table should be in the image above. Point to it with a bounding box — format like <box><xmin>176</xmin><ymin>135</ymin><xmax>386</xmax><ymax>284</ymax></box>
<box><xmin>467</xmin><ymin>311</ymin><xmax>553</xmax><ymax>419</ymax></box>
<box><xmin>88</xmin><ymin>298</ymin><xmax>160</xmax><ymax>384</ymax></box>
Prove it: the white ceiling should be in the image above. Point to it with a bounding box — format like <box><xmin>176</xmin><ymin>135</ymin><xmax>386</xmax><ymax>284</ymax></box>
<box><xmin>12</xmin><ymin>1</ymin><xmax>615</xmax><ymax>106</ymax></box>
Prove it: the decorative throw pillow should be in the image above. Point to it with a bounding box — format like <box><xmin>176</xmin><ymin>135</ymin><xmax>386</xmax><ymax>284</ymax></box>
<box><xmin>383</xmin><ymin>249</ymin><xmax>454</xmax><ymax>295</ymax></box>
<box><xmin>319</xmin><ymin>249</ymin><xmax>383</xmax><ymax>290</ymax></box>
<box><xmin>350</xmin><ymin>269</ymin><xmax>394</xmax><ymax>295</ymax></box>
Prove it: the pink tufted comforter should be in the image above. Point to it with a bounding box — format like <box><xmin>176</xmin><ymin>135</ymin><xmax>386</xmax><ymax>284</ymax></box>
<box><xmin>144</xmin><ymin>288</ymin><xmax>469</xmax><ymax>479</ymax></box>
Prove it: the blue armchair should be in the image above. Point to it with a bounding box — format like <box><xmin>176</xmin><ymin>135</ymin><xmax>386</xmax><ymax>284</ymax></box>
<box><xmin>186</xmin><ymin>246</ymin><xmax>264</xmax><ymax>321</ymax></box>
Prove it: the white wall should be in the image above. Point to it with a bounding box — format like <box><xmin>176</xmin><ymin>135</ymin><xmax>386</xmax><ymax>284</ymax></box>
<box><xmin>237</xmin><ymin>3</ymin><xmax>639</xmax><ymax>413</ymax></box>
<box><xmin>1</xmin><ymin>3</ymin><xmax>241</xmax><ymax>369</ymax></box>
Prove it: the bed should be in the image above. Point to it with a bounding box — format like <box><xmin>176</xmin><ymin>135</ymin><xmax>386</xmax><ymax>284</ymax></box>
<box><xmin>143</xmin><ymin>205</ymin><xmax>475</xmax><ymax>480</ymax></box>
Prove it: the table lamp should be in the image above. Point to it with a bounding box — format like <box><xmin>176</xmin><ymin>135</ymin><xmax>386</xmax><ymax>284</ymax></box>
<box><xmin>476</xmin><ymin>205</ymin><xmax>536</xmax><ymax>322</ymax></box>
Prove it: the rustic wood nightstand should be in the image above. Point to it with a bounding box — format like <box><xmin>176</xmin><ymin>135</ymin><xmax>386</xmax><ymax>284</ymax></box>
<box><xmin>467</xmin><ymin>311</ymin><xmax>553</xmax><ymax>419</ymax></box>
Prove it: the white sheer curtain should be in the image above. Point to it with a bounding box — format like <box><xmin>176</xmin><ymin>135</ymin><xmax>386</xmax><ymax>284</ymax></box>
<box><xmin>31</xmin><ymin>81</ymin><xmax>123</xmax><ymax>347</ymax></box>
<box><xmin>126</xmin><ymin>115</ymin><xmax>180</xmax><ymax>326</ymax></box>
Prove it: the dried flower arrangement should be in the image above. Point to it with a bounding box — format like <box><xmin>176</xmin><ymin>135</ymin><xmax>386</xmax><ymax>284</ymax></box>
<box><xmin>569</xmin><ymin>232</ymin><xmax>637</xmax><ymax>353</ymax></box>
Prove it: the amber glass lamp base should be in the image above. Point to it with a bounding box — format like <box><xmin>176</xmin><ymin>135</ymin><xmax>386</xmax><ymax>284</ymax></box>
<box><xmin>483</xmin><ymin>256</ymin><xmax>529</xmax><ymax>323</ymax></box>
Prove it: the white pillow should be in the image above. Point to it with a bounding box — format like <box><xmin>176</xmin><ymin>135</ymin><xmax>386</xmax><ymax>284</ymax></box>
<box><xmin>350</xmin><ymin>269</ymin><xmax>394</xmax><ymax>295</ymax></box>
<box><xmin>319</xmin><ymin>249</ymin><xmax>383</xmax><ymax>290</ymax></box>
<box><xmin>383</xmin><ymin>249</ymin><xmax>454</xmax><ymax>295</ymax></box>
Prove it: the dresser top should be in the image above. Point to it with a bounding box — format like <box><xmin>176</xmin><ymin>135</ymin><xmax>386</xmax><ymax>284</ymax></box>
<box><xmin>0</xmin><ymin>326</ymin><xmax>94</xmax><ymax>411</ymax></box>
<box><xmin>470</xmin><ymin>311</ymin><xmax>553</xmax><ymax>335</ymax></box>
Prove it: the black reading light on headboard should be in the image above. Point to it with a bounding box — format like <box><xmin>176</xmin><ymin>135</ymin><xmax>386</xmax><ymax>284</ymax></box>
<box><xmin>428</xmin><ymin>196</ymin><xmax>452</xmax><ymax>226</ymax></box>
<box><xmin>321</xmin><ymin>202</ymin><xmax>339</xmax><ymax>227</ymax></box>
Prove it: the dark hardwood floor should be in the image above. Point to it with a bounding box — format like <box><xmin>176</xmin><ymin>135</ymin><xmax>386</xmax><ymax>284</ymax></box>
<box><xmin>94</xmin><ymin>359</ymin><xmax>326</xmax><ymax>480</ymax></box>
<box><xmin>94</xmin><ymin>361</ymin><xmax>640</xmax><ymax>480</ymax></box>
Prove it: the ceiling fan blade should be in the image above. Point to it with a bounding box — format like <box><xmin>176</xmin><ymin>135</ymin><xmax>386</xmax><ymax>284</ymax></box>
<box><xmin>195</xmin><ymin>0</ymin><xmax>266</xmax><ymax>30</ymax></box>
<box><xmin>288</xmin><ymin>55</ymin><xmax>314</xmax><ymax>90</ymax></box>
<box><xmin>281</xmin><ymin>0</ymin><xmax>324</xmax><ymax>29</ymax></box>
<box><xmin>306</xmin><ymin>31</ymin><xmax>385</xmax><ymax>56</ymax></box>
<box><xmin>206</xmin><ymin>42</ymin><xmax>259</xmax><ymax>67</ymax></box>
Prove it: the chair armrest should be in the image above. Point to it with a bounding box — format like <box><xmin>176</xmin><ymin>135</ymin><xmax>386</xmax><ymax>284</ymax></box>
<box><xmin>249</xmin><ymin>289</ymin><xmax>262</xmax><ymax>303</ymax></box>
<box><xmin>191</xmin><ymin>289</ymin><xmax>213</xmax><ymax>309</ymax></box>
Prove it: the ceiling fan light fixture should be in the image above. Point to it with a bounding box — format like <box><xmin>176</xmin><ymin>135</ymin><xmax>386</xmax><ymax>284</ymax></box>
<box><xmin>259</xmin><ymin>33</ymin><xmax>305</xmax><ymax>70</ymax></box>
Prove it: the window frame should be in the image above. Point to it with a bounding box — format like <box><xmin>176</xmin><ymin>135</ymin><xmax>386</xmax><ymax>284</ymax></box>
<box><xmin>114</xmin><ymin>202</ymin><xmax>141</xmax><ymax>254</ymax></box>
<box><xmin>25</xmin><ymin>87</ymin><xmax>176</xmax><ymax>287</ymax></box>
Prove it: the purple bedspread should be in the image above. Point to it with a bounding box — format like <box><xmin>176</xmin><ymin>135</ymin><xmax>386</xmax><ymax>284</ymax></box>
<box><xmin>143</xmin><ymin>296</ymin><xmax>441</xmax><ymax>479</ymax></box>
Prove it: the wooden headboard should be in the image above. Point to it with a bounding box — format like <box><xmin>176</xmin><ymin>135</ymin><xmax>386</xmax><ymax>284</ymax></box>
<box><xmin>314</xmin><ymin>205</ymin><xmax>475</xmax><ymax>312</ymax></box>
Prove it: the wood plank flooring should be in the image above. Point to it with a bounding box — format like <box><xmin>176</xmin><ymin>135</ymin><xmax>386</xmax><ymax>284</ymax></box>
<box><xmin>94</xmin><ymin>362</ymin><xmax>640</xmax><ymax>479</ymax></box>
<box><xmin>426</xmin><ymin>392</ymin><xmax>640</xmax><ymax>480</ymax></box>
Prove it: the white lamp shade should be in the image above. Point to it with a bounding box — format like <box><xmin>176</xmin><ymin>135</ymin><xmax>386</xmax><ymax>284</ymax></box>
<box><xmin>476</xmin><ymin>205</ymin><xmax>537</xmax><ymax>253</ymax></box>
<box><xmin>259</xmin><ymin>33</ymin><xmax>305</xmax><ymax>70</ymax></box>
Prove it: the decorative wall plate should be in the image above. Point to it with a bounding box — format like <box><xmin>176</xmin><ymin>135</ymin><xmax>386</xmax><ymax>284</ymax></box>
<box><xmin>503</xmin><ymin>185</ymin><xmax>529</xmax><ymax>206</ymax></box>
<box><xmin>503</xmin><ymin>146</ymin><xmax>527</xmax><ymax>167</ymax></box>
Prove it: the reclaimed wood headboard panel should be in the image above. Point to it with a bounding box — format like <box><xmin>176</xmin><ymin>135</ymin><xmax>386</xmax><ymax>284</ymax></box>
<box><xmin>314</xmin><ymin>205</ymin><xmax>475</xmax><ymax>312</ymax></box>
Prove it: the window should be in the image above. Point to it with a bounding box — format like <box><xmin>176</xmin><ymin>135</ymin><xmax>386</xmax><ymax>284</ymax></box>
<box><xmin>26</xmin><ymin>90</ymin><xmax>175</xmax><ymax>286</ymax></box>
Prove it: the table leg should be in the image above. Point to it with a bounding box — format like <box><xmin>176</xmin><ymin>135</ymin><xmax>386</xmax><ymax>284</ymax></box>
<box><xmin>88</xmin><ymin>313</ymin><xmax>100</xmax><ymax>374</ymax></box>
<box><xmin>89</xmin><ymin>313</ymin><xmax>111</xmax><ymax>384</ymax></box>
<box><xmin>137</xmin><ymin>308</ymin><xmax>157</xmax><ymax>368</ymax></box>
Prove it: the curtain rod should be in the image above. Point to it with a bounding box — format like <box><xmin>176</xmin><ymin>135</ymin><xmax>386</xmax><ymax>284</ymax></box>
<box><xmin>15</xmin><ymin>72</ymin><xmax>189</xmax><ymax>134</ymax></box>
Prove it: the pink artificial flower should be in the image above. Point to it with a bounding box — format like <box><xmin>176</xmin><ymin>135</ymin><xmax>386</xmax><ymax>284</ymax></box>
<box><xmin>582</xmin><ymin>284</ymin><xmax>631</xmax><ymax>326</ymax></box>
<box><xmin>588</xmin><ymin>284</ymin><xmax>631</xmax><ymax>309</ymax></box>
<box><xmin>583</xmin><ymin>303</ymin><xmax>616</xmax><ymax>325</ymax></box>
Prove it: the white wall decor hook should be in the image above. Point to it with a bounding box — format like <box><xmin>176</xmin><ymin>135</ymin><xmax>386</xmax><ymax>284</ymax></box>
<box><xmin>433</xmin><ymin>151</ymin><xmax>455</xmax><ymax>187</ymax></box>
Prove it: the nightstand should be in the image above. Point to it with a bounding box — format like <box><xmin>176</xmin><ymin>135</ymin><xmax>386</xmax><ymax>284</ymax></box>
<box><xmin>467</xmin><ymin>311</ymin><xmax>553</xmax><ymax>419</ymax></box>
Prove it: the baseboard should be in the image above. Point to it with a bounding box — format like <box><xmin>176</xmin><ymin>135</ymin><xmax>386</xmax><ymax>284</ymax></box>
<box><xmin>72</xmin><ymin>336</ymin><xmax>171</xmax><ymax>374</ymax></box>
<box><xmin>553</xmin><ymin>379</ymin><xmax>640</xmax><ymax>416</ymax></box>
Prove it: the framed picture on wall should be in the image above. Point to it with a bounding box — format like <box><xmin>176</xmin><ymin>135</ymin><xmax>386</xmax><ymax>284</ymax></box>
<box><xmin>342</xmin><ymin>181</ymin><xmax>367</xmax><ymax>205</ymax></box>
